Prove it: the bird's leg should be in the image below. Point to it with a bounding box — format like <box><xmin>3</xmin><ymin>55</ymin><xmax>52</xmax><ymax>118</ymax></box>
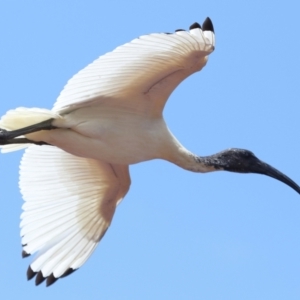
<box><xmin>0</xmin><ymin>118</ymin><xmax>56</xmax><ymax>142</ymax></box>
<box><xmin>0</xmin><ymin>137</ymin><xmax>51</xmax><ymax>146</ymax></box>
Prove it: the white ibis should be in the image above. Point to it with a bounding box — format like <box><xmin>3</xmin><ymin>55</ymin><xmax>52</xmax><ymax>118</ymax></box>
<box><xmin>0</xmin><ymin>17</ymin><xmax>299</xmax><ymax>287</ymax></box>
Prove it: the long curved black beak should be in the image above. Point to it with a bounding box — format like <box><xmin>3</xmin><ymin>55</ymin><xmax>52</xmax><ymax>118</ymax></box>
<box><xmin>210</xmin><ymin>148</ymin><xmax>300</xmax><ymax>194</ymax></box>
<box><xmin>248</xmin><ymin>160</ymin><xmax>300</xmax><ymax>194</ymax></box>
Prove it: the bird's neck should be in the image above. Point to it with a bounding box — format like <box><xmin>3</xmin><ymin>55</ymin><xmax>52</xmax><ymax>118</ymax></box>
<box><xmin>162</xmin><ymin>132</ymin><xmax>217</xmax><ymax>173</ymax></box>
<box><xmin>168</xmin><ymin>147</ymin><xmax>216</xmax><ymax>173</ymax></box>
<box><xmin>155</xmin><ymin>123</ymin><xmax>217</xmax><ymax>173</ymax></box>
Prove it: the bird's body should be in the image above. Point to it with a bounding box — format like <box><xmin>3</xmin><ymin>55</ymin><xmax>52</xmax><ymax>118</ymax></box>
<box><xmin>31</xmin><ymin>106</ymin><xmax>176</xmax><ymax>165</ymax></box>
<box><xmin>0</xmin><ymin>18</ymin><xmax>299</xmax><ymax>286</ymax></box>
<box><xmin>29</xmin><ymin>106</ymin><xmax>205</xmax><ymax>171</ymax></box>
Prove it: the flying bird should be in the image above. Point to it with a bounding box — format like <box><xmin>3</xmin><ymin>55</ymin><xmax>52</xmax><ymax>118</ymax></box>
<box><xmin>0</xmin><ymin>17</ymin><xmax>299</xmax><ymax>287</ymax></box>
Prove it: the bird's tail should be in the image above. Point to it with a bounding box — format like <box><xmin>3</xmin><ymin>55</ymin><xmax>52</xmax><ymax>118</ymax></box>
<box><xmin>0</xmin><ymin>107</ymin><xmax>60</xmax><ymax>153</ymax></box>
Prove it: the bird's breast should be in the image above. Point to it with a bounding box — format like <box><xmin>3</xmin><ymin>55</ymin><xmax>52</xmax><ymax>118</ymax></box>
<box><xmin>51</xmin><ymin>106</ymin><xmax>171</xmax><ymax>165</ymax></box>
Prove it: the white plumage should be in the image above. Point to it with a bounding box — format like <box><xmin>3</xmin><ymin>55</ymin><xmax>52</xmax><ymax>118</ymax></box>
<box><xmin>1</xmin><ymin>17</ymin><xmax>299</xmax><ymax>287</ymax></box>
<box><xmin>0</xmin><ymin>19</ymin><xmax>215</xmax><ymax>286</ymax></box>
<box><xmin>20</xmin><ymin>146</ymin><xmax>130</xmax><ymax>278</ymax></box>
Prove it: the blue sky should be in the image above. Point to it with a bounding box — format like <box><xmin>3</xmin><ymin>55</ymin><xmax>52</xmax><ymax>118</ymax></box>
<box><xmin>0</xmin><ymin>1</ymin><xmax>300</xmax><ymax>299</ymax></box>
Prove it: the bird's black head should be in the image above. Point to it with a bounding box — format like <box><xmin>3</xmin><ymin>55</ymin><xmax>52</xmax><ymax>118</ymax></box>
<box><xmin>208</xmin><ymin>148</ymin><xmax>260</xmax><ymax>173</ymax></box>
<box><xmin>204</xmin><ymin>148</ymin><xmax>300</xmax><ymax>194</ymax></box>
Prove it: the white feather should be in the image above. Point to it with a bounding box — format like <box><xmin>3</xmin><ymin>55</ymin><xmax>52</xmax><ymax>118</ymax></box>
<box><xmin>0</xmin><ymin>108</ymin><xmax>60</xmax><ymax>153</ymax></box>
<box><xmin>20</xmin><ymin>145</ymin><xmax>130</xmax><ymax>278</ymax></box>
<box><xmin>52</xmin><ymin>27</ymin><xmax>215</xmax><ymax>114</ymax></box>
<box><xmin>0</xmin><ymin>20</ymin><xmax>215</xmax><ymax>285</ymax></box>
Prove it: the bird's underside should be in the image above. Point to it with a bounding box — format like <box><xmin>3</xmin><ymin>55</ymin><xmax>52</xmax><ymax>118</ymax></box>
<box><xmin>0</xmin><ymin>18</ymin><xmax>216</xmax><ymax>286</ymax></box>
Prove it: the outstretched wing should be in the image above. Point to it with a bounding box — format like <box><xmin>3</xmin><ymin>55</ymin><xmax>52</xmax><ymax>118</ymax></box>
<box><xmin>20</xmin><ymin>145</ymin><xmax>130</xmax><ymax>286</ymax></box>
<box><xmin>53</xmin><ymin>18</ymin><xmax>215</xmax><ymax>117</ymax></box>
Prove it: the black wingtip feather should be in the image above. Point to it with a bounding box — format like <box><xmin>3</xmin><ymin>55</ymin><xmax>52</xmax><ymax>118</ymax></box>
<box><xmin>61</xmin><ymin>268</ymin><xmax>77</xmax><ymax>278</ymax></box>
<box><xmin>27</xmin><ymin>266</ymin><xmax>37</xmax><ymax>281</ymax></box>
<box><xmin>22</xmin><ymin>250</ymin><xmax>30</xmax><ymax>258</ymax></box>
<box><xmin>189</xmin><ymin>22</ymin><xmax>201</xmax><ymax>30</ymax></box>
<box><xmin>46</xmin><ymin>274</ymin><xmax>58</xmax><ymax>287</ymax></box>
<box><xmin>35</xmin><ymin>271</ymin><xmax>46</xmax><ymax>286</ymax></box>
<box><xmin>202</xmin><ymin>17</ymin><xmax>214</xmax><ymax>33</ymax></box>
<box><xmin>175</xmin><ymin>29</ymin><xmax>185</xmax><ymax>32</ymax></box>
